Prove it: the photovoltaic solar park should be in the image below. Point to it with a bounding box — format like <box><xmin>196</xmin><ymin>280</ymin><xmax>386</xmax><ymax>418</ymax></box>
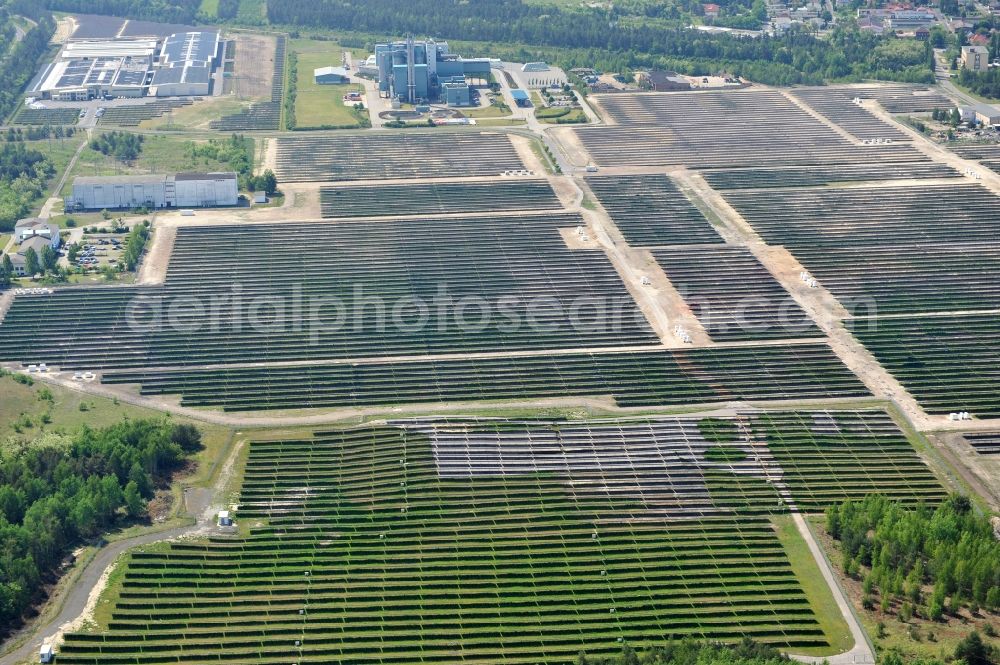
<box><xmin>571</xmin><ymin>89</ymin><xmax>927</xmax><ymax>167</ymax></box>
<box><xmin>52</xmin><ymin>412</ymin><xmax>944</xmax><ymax>664</ymax></box>
<box><xmin>4</xmin><ymin>78</ymin><xmax>995</xmax><ymax>665</ymax></box>
<box><xmin>319</xmin><ymin>179</ymin><xmax>562</xmax><ymax>218</ymax></box>
<box><xmin>0</xmin><ymin>214</ymin><xmax>660</xmax><ymax>368</ymax></box>
<box><xmin>274</xmin><ymin>132</ymin><xmax>528</xmax><ymax>182</ymax></box>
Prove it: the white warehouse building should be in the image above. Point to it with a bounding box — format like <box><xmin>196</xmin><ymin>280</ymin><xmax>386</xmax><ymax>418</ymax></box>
<box><xmin>67</xmin><ymin>172</ymin><xmax>238</xmax><ymax>210</ymax></box>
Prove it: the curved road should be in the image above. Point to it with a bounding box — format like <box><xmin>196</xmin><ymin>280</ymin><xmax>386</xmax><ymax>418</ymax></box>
<box><xmin>0</xmin><ymin>523</ymin><xmax>196</xmax><ymax>665</ymax></box>
<box><xmin>0</xmin><ymin>467</ymin><xmax>233</xmax><ymax>665</ymax></box>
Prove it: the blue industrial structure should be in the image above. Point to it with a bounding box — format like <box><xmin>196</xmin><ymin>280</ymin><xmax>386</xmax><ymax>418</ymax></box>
<box><xmin>441</xmin><ymin>75</ymin><xmax>472</xmax><ymax>106</ymax></box>
<box><xmin>510</xmin><ymin>89</ymin><xmax>530</xmax><ymax>107</ymax></box>
<box><xmin>374</xmin><ymin>38</ymin><xmax>490</xmax><ymax>105</ymax></box>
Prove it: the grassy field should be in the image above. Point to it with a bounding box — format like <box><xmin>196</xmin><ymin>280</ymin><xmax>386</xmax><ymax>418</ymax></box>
<box><xmin>774</xmin><ymin>515</ymin><xmax>854</xmax><ymax>654</ymax></box>
<box><xmin>59</xmin><ymin>135</ymin><xmax>246</xmax><ymax>197</ymax></box>
<box><xmin>199</xmin><ymin>0</ymin><xmax>219</xmax><ymax>16</ymax></box>
<box><xmin>138</xmin><ymin>96</ymin><xmax>250</xmax><ymax>131</ymax></box>
<box><xmin>475</xmin><ymin>117</ymin><xmax>528</xmax><ymax>126</ymax></box>
<box><xmin>25</xmin><ymin>137</ymin><xmax>85</xmax><ymax>214</ymax></box>
<box><xmin>537</xmin><ymin>106</ymin><xmax>589</xmax><ymax>124</ymax></box>
<box><xmin>236</xmin><ymin>0</ymin><xmax>266</xmax><ymax>23</ymax></box>
<box><xmin>290</xmin><ymin>39</ymin><xmax>367</xmax><ymax>129</ymax></box>
<box><xmin>461</xmin><ymin>99</ymin><xmax>511</xmax><ymax>118</ymax></box>
<box><xmin>0</xmin><ymin>369</ymin><xmax>234</xmax><ymax>496</ymax></box>
<box><xmin>529</xmin><ymin>137</ymin><xmax>559</xmax><ymax>173</ymax></box>
<box><xmin>0</xmin><ymin>371</ymin><xmax>166</xmax><ymax>442</ymax></box>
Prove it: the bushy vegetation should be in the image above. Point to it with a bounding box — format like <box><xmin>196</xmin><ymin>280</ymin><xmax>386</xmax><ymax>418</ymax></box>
<box><xmin>89</xmin><ymin>131</ymin><xmax>145</xmax><ymax>163</ymax></box>
<box><xmin>0</xmin><ymin>419</ymin><xmax>202</xmax><ymax>636</ymax></box>
<box><xmin>879</xmin><ymin>631</ymin><xmax>999</xmax><ymax>665</ymax></box>
<box><xmin>826</xmin><ymin>494</ymin><xmax>1000</xmax><ymax>620</ymax></box>
<box><xmin>187</xmin><ymin>134</ymin><xmax>254</xmax><ymax>188</ymax></box>
<box><xmin>580</xmin><ymin>639</ymin><xmax>790</xmax><ymax>665</ymax></box>
<box><xmin>122</xmin><ymin>220</ymin><xmax>151</xmax><ymax>271</ymax></box>
<box><xmin>249</xmin><ymin>169</ymin><xmax>277</xmax><ymax>195</ymax></box>
<box><xmin>0</xmin><ymin>255</ymin><xmax>13</xmax><ymax>290</ymax></box>
<box><xmin>190</xmin><ymin>135</ymin><xmax>276</xmax><ymax>193</ymax></box>
<box><xmin>284</xmin><ymin>51</ymin><xmax>298</xmax><ymax>130</ymax></box>
<box><xmin>0</xmin><ymin>141</ymin><xmax>55</xmax><ymax>232</ymax></box>
<box><xmin>958</xmin><ymin>67</ymin><xmax>1000</xmax><ymax>101</ymax></box>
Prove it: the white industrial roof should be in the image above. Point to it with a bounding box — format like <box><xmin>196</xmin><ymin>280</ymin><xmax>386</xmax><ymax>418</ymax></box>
<box><xmin>62</xmin><ymin>40</ymin><xmax>157</xmax><ymax>60</ymax></box>
<box><xmin>315</xmin><ymin>66</ymin><xmax>349</xmax><ymax>77</ymax></box>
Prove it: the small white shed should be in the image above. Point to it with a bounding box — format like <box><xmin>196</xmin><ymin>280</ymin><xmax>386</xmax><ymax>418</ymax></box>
<box><xmin>218</xmin><ymin>510</ymin><xmax>233</xmax><ymax>527</ymax></box>
<box><xmin>40</xmin><ymin>644</ymin><xmax>54</xmax><ymax>663</ymax></box>
<box><xmin>253</xmin><ymin>191</ymin><xmax>267</xmax><ymax>204</ymax></box>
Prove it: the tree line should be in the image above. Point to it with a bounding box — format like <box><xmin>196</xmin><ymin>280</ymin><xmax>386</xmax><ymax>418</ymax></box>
<box><xmin>122</xmin><ymin>220</ymin><xmax>150</xmax><ymax>271</ymax></box>
<box><xmin>826</xmin><ymin>494</ymin><xmax>1000</xmax><ymax>621</ymax></box>
<box><xmin>5</xmin><ymin>125</ymin><xmax>77</xmax><ymax>142</ymax></box>
<box><xmin>0</xmin><ymin>418</ymin><xmax>202</xmax><ymax>636</ymax></box>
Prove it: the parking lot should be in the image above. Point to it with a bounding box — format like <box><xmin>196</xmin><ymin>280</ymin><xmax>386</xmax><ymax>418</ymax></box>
<box><xmin>69</xmin><ymin>234</ymin><xmax>125</xmax><ymax>271</ymax></box>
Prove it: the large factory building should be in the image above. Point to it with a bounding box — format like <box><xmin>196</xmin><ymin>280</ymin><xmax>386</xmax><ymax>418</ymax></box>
<box><xmin>66</xmin><ymin>172</ymin><xmax>238</xmax><ymax>210</ymax></box>
<box><xmin>25</xmin><ymin>30</ymin><xmax>220</xmax><ymax>101</ymax></box>
<box><xmin>374</xmin><ymin>38</ymin><xmax>491</xmax><ymax>104</ymax></box>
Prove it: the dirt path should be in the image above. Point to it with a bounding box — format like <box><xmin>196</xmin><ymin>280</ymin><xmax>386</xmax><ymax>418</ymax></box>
<box><xmin>673</xmin><ymin>165</ymin><xmax>945</xmax><ymax>431</ymax></box>
<box><xmin>572</xmin><ymin>177</ymin><xmax>710</xmax><ymax>345</ymax></box>
<box><xmin>927</xmin><ymin>431</ymin><xmax>1000</xmax><ymax>511</ymax></box>
<box><xmin>137</xmin><ymin>224</ymin><xmax>175</xmax><ymax>285</ymax></box>
<box><xmin>260</xmin><ymin>137</ymin><xmax>277</xmax><ymax>172</ymax></box>
<box><xmin>508</xmin><ymin>134</ymin><xmax>546</xmax><ymax>173</ymax></box>
<box><xmin>864</xmin><ymin>101</ymin><xmax>1000</xmax><ymax>198</ymax></box>
<box><xmin>52</xmin><ymin>16</ymin><xmax>75</xmax><ymax>43</ymax></box>
<box><xmin>777</xmin><ymin>88</ymin><xmax>864</xmax><ymax>145</ymax></box>
<box><xmin>39</xmin><ymin>136</ymin><xmax>89</xmax><ymax>219</ymax></box>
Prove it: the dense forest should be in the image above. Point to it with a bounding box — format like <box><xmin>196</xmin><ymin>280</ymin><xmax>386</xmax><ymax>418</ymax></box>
<box><xmin>826</xmin><ymin>494</ymin><xmax>1000</xmax><ymax>621</ymax></box>
<box><xmin>0</xmin><ymin>139</ymin><xmax>55</xmax><ymax>232</ymax></box>
<box><xmin>0</xmin><ymin>12</ymin><xmax>55</xmax><ymax>123</ymax></box>
<box><xmin>0</xmin><ymin>418</ymin><xmax>202</xmax><ymax>636</ymax></box>
<box><xmin>265</xmin><ymin>0</ymin><xmax>934</xmax><ymax>85</ymax></box>
<box><xmin>40</xmin><ymin>0</ymin><xmax>201</xmax><ymax>24</ymax></box>
<box><xmin>41</xmin><ymin>0</ymin><xmax>936</xmax><ymax>86</ymax></box>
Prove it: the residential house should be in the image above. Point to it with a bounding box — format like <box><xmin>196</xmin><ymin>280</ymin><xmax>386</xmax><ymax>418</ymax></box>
<box><xmin>962</xmin><ymin>44</ymin><xmax>990</xmax><ymax>72</ymax></box>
